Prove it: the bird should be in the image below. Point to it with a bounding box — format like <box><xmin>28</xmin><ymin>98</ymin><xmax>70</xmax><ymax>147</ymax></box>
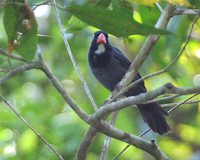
<box><xmin>88</xmin><ymin>31</ymin><xmax>170</xmax><ymax>134</ymax></box>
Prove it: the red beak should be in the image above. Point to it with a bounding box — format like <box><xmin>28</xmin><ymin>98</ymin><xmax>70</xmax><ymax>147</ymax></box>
<box><xmin>97</xmin><ymin>33</ymin><xmax>106</xmax><ymax>44</ymax></box>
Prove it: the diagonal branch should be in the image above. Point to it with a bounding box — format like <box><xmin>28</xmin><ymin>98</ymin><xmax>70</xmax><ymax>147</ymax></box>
<box><xmin>100</xmin><ymin>111</ymin><xmax>119</xmax><ymax>160</ymax></box>
<box><xmin>76</xmin><ymin>127</ymin><xmax>98</xmax><ymax>160</ymax></box>
<box><xmin>51</xmin><ymin>0</ymin><xmax>98</xmax><ymax>111</ymax></box>
<box><xmin>111</xmin><ymin>4</ymin><xmax>176</xmax><ymax>99</ymax></box>
<box><xmin>38</xmin><ymin>54</ymin><xmax>90</xmax><ymax>122</ymax></box>
<box><xmin>0</xmin><ymin>48</ymin><xmax>27</xmax><ymax>62</ymax></box>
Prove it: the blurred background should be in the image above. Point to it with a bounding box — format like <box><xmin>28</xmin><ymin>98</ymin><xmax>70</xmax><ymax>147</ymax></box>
<box><xmin>0</xmin><ymin>0</ymin><xmax>200</xmax><ymax>159</ymax></box>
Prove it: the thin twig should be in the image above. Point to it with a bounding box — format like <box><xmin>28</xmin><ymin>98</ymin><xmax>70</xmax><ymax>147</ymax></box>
<box><xmin>161</xmin><ymin>100</ymin><xmax>200</xmax><ymax>108</ymax></box>
<box><xmin>168</xmin><ymin>92</ymin><xmax>200</xmax><ymax>113</ymax></box>
<box><xmin>155</xmin><ymin>2</ymin><xmax>164</xmax><ymax>13</ymax></box>
<box><xmin>0</xmin><ymin>48</ymin><xmax>27</xmax><ymax>62</ymax></box>
<box><xmin>0</xmin><ymin>94</ymin><xmax>64</xmax><ymax>160</ymax></box>
<box><xmin>76</xmin><ymin>127</ymin><xmax>98</xmax><ymax>160</ymax></box>
<box><xmin>100</xmin><ymin>111</ymin><xmax>119</xmax><ymax>160</ymax></box>
<box><xmin>51</xmin><ymin>0</ymin><xmax>98</xmax><ymax>111</ymax></box>
<box><xmin>173</xmin><ymin>9</ymin><xmax>200</xmax><ymax>16</ymax></box>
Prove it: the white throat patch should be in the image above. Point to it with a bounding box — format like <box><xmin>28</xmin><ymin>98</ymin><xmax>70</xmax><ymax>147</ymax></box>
<box><xmin>95</xmin><ymin>44</ymin><xmax>105</xmax><ymax>55</ymax></box>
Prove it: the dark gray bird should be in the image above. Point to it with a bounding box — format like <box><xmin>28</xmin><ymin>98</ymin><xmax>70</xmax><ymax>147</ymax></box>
<box><xmin>88</xmin><ymin>31</ymin><xmax>170</xmax><ymax>134</ymax></box>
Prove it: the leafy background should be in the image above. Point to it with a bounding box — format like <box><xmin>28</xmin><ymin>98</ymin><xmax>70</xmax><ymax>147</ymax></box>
<box><xmin>0</xmin><ymin>0</ymin><xmax>200</xmax><ymax>160</ymax></box>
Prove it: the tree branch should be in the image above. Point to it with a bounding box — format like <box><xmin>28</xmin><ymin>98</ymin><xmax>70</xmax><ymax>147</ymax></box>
<box><xmin>93</xmin><ymin>121</ymin><xmax>169</xmax><ymax>160</ymax></box>
<box><xmin>0</xmin><ymin>48</ymin><xmax>27</xmax><ymax>62</ymax></box>
<box><xmin>51</xmin><ymin>0</ymin><xmax>98</xmax><ymax>111</ymax></box>
<box><xmin>38</xmin><ymin>54</ymin><xmax>90</xmax><ymax>122</ymax></box>
<box><xmin>100</xmin><ymin>111</ymin><xmax>119</xmax><ymax>160</ymax></box>
<box><xmin>76</xmin><ymin>127</ymin><xmax>98</xmax><ymax>160</ymax></box>
<box><xmin>173</xmin><ymin>9</ymin><xmax>200</xmax><ymax>16</ymax></box>
<box><xmin>91</xmin><ymin>83</ymin><xmax>200</xmax><ymax>121</ymax></box>
<box><xmin>111</xmin><ymin>4</ymin><xmax>176</xmax><ymax>99</ymax></box>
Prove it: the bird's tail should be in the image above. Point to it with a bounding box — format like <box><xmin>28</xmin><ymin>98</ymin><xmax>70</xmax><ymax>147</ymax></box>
<box><xmin>137</xmin><ymin>102</ymin><xmax>170</xmax><ymax>134</ymax></box>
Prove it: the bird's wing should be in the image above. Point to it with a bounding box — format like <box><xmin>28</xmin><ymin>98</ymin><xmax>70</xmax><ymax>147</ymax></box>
<box><xmin>112</xmin><ymin>47</ymin><xmax>146</xmax><ymax>91</ymax></box>
<box><xmin>112</xmin><ymin>47</ymin><xmax>131</xmax><ymax>70</ymax></box>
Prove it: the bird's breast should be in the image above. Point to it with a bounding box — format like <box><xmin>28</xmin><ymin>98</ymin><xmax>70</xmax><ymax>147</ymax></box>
<box><xmin>90</xmin><ymin>58</ymin><xmax>126</xmax><ymax>91</ymax></box>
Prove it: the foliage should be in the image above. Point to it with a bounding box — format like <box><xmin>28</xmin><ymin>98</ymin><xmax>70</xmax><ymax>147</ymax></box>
<box><xmin>3</xmin><ymin>0</ymin><xmax>38</xmax><ymax>60</ymax></box>
<box><xmin>0</xmin><ymin>0</ymin><xmax>200</xmax><ymax>160</ymax></box>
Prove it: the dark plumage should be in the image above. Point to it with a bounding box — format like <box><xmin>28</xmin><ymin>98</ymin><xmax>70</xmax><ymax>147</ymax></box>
<box><xmin>88</xmin><ymin>31</ymin><xmax>170</xmax><ymax>134</ymax></box>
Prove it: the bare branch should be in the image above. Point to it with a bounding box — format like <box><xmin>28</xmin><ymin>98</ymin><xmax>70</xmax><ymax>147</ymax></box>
<box><xmin>51</xmin><ymin>0</ymin><xmax>98</xmax><ymax>111</ymax></box>
<box><xmin>155</xmin><ymin>2</ymin><xmax>164</xmax><ymax>13</ymax></box>
<box><xmin>93</xmin><ymin>121</ymin><xmax>169</xmax><ymax>160</ymax></box>
<box><xmin>173</xmin><ymin>9</ymin><xmax>200</xmax><ymax>16</ymax></box>
<box><xmin>0</xmin><ymin>94</ymin><xmax>64</xmax><ymax>160</ymax></box>
<box><xmin>91</xmin><ymin>83</ymin><xmax>200</xmax><ymax>121</ymax></box>
<box><xmin>38</xmin><ymin>54</ymin><xmax>90</xmax><ymax>122</ymax></box>
<box><xmin>100</xmin><ymin>112</ymin><xmax>119</xmax><ymax>160</ymax></box>
<box><xmin>161</xmin><ymin>100</ymin><xmax>200</xmax><ymax>108</ymax></box>
<box><xmin>168</xmin><ymin>92</ymin><xmax>200</xmax><ymax>112</ymax></box>
<box><xmin>111</xmin><ymin>4</ymin><xmax>176</xmax><ymax>99</ymax></box>
<box><xmin>0</xmin><ymin>48</ymin><xmax>27</xmax><ymax>62</ymax></box>
<box><xmin>76</xmin><ymin>127</ymin><xmax>98</xmax><ymax>160</ymax></box>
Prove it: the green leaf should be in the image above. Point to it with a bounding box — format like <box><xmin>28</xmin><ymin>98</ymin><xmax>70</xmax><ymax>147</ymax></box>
<box><xmin>66</xmin><ymin>5</ymin><xmax>168</xmax><ymax>37</ymax></box>
<box><xmin>112</xmin><ymin>0</ymin><xmax>133</xmax><ymax>20</ymax></box>
<box><xmin>66</xmin><ymin>16</ymin><xmax>88</xmax><ymax>32</ymax></box>
<box><xmin>189</xmin><ymin>0</ymin><xmax>200</xmax><ymax>8</ymax></box>
<box><xmin>85</xmin><ymin>0</ymin><xmax>112</xmax><ymax>7</ymax></box>
<box><xmin>96</xmin><ymin>0</ymin><xmax>112</xmax><ymax>7</ymax></box>
<box><xmin>3</xmin><ymin>0</ymin><xmax>38</xmax><ymax>61</ymax></box>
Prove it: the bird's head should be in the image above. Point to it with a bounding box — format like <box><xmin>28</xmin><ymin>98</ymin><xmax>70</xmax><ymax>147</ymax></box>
<box><xmin>90</xmin><ymin>31</ymin><xmax>111</xmax><ymax>55</ymax></box>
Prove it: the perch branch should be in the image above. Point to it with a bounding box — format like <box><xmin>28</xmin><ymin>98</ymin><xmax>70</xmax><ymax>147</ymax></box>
<box><xmin>91</xmin><ymin>83</ymin><xmax>200</xmax><ymax>121</ymax></box>
<box><xmin>111</xmin><ymin>4</ymin><xmax>176</xmax><ymax>99</ymax></box>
